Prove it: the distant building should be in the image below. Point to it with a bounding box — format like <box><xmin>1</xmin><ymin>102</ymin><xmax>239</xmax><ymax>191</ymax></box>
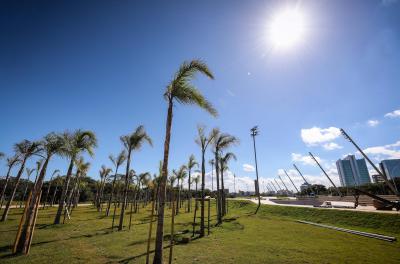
<box><xmin>336</xmin><ymin>155</ymin><xmax>371</xmax><ymax>187</ymax></box>
<box><xmin>371</xmin><ymin>174</ymin><xmax>385</xmax><ymax>183</ymax></box>
<box><xmin>300</xmin><ymin>182</ymin><xmax>311</xmax><ymax>192</ymax></box>
<box><xmin>380</xmin><ymin>159</ymin><xmax>400</xmax><ymax>180</ymax></box>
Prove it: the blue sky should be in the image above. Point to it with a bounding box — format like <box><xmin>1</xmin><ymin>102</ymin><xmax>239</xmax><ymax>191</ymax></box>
<box><xmin>1</xmin><ymin>0</ymin><xmax>400</xmax><ymax>192</ymax></box>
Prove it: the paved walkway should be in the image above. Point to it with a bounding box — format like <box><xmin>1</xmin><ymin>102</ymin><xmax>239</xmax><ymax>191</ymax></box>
<box><xmin>241</xmin><ymin>197</ymin><xmax>400</xmax><ymax>214</ymax></box>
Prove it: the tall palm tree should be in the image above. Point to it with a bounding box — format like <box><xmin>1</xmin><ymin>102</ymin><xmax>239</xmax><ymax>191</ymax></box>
<box><xmin>51</xmin><ymin>176</ymin><xmax>62</xmax><ymax>207</ymax></box>
<box><xmin>14</xmin><ymin>132</ymin><xmax>64</xmax><ymax>254</ymax></box>
<box><xmin>187</xmin><ymin>155</ymin><xmax>198</xmax><ymax>212</ymax></box>
<box><xmin>20</xmin><ymin>168</ymin><xmax>35</xmax><ymax>208</ymax></box>
<box><xmin>153</xmin><ymin>59</ymin><xmax>217</xmax><ymax>264</ymax></box>
<box><xmin>208</xmin><ymin>159</ymin><xmax>215</xmax><ymax>192</ymax></box>
<box><xmin>1</xmin><ymin>140</ymin><xmax>42</xmax><ymax>221</ymax></box>
<box><xmin>43</xmin><ymin>169</ymin><xmax>60</xmax><ymax>209</ymax></box>
<box><xmin>173</xmin><ymin>166</ymin><xmax>187</xmax><ymax>215</ymax></box>
<box><xmin>54</xmin><ymin>130</ymin><xmax>97</xmax><ymax>224</ymax></box>
<box><xmin>0</xmin><ymin>155</ymin><xmax>20</xmax><ymax>211</ymax></box>
<box><xmin>213</xmin><ymin>132</ymin><xmax>238</xmax><ymax>224</ymax></box>
<box><xmin>118</xmin><ymin>125</ymin><xmax>152</xmax><ymax>231</ymax></box>
<box><xmin>220</xmin><ymin>152</ymin><xmax>237</xmax><ymax>215</ymax></box>
<box><xmin>195</xmin><ymin>126</ymin><xmax>218</xmax><ymax>236</ymax></box>
<box><xmin>193</xmin><ymin>175</ymin><xmax>200</xmax><ymax>194</ymax></box>
<box><xmin>106</xmin><ymin>150</ymin><xmax>126</xmax><ymax>216</ymax></box>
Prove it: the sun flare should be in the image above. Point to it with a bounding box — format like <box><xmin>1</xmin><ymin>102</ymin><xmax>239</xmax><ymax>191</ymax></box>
<box><xmin>268</xmin><ymin>8</ymin><xmax>307</xmax><ymax>50</ymax></box>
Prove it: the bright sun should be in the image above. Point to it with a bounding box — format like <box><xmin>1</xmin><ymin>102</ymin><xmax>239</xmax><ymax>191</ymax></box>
<box><xmin>268</xmin><ymin>8</ymin><xmax>307</xmax><ymax>50</ymax></box>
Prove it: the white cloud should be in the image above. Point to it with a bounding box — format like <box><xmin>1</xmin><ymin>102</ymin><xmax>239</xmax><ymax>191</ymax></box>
<box><xmin>363</xmin><ymin>145</ymin><xmax>400</xmax><ymax>159</ymax></box>
<box><xmin>291</xmin><ymin>153</ymin><xmax>321</xmax><ymax>166</ymax></box>
<box><xmin>322</xmin><ymin>142</ymin><xmax>343</xmax><ymax>151</ymax></box>
<box><xmin>301</xmin><ymin>127</ymin><xmax>341</xmax><ymax>146</ymax></box>
<box><xmin>384</xmin><ymin>109</ymin><xmax>400</xmax><ymax>118</ymax></box>
<box><xmin>367</xmin><ymin>119</ymin><xmax>380</xmax><ymax>127</ymax></box>
<box><xmin>242</xmin><ymin>163</ymin><xmax>255</xmax><ymax>172</ymax></box>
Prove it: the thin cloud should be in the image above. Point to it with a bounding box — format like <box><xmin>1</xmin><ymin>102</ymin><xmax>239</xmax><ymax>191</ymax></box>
<box><xmin>243</xmin><ymin>163</ymin><xmax>255</xmax><ymax>172</ymax></box>
<box><xmin>323</xmin><ymin>142</ymin><xmax>343</xmax><ymax>151</ymax></box>
<box><xmin>367</xmin><ymin>119</ymin><xmax>380</xmax><ymax>127</ymax></box>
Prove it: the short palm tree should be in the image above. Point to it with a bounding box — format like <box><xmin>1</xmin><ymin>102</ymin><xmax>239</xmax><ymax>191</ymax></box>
<box><xmin>54</xmin><ymin>130</ymin><xmax>97</xmax><ymax>224</ymax></box>
<box><xmin>118</xmin><ymin>125</ymin><xmax>152</xmax><ymax>231</ymax></box>
<box><xmin>213</xmin><ymin>132</ymin><xmax>238</xmax><ymax>224</ymax></box>
<box><xmin>153</xmin><ymin>59</ymin><xmax>217</xmax><ymax>264</ymax></box>
<box><xmin>14</xmin><ymin>132</ymin><xmax>64</xmax><ymax>254</ymax></box>
<box><xmin>72</xmin><ymin>161</ymin><xmax>90</xmax><ymax>209</ymax></box>
<box><xmin>187</xmin><ymin>155</ymin><xmax>198</xmax><ymax>212</ymax></box>
<box><xmin>220</xmin><ymin>152</ymin><xmax>237</xmax><ymax>215</ymax></box>
<box><xmin>20</xmin><ymin>167</ymin><xmax>35</xmax><ymax>208</ymax></box>
<box><xmin>106</xmin><ymin>150</ymin><xmax>126</xmax><ymax>216</ymax></box>
<box><xmin>43</xmin><ymin>169</ymin><xmax>60</xmax><ymax>208</ymax></box>
<box><xmin>1</xmin><ymin>140</ymin><xmax>42</xmax><ymax>222</ymax></box>
<box><xmin>96</xmin><ymin>165</ymin><xmax>112</xmax><ymax>211</ymax></box>
<box><xmin>173</xmin><ymin>165</ymin><xmax>187</xmax><ymax>215</ymax></box>
<box><xmin>0</xmin><ymin>155</ymin><xmax>20</xmax><ymax>211</ymax></box>
<box><xmin>195</xmin><ymin>125</ymin><xmax>218</xmax><ymax>236</ymax></box>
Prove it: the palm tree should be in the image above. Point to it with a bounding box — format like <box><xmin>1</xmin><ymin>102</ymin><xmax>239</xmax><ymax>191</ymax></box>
<box><xmin>213</xmin><ymin>132</ymin><xmax>238</xmax><ymax>224</ymax></box>
<box><xmin>1</xmin><ymin>140</ymin><xmax>42</xmax><ymax>222</ymax></box>
<box><xmin>106</xmin><ymin>150</ymin><xmax>126</xmax><ymax>216</ymax></box>
<box><xmin>14</xmin><ymin>132</ymin><xmax>64</xmax><ymax>254</ymax></box>
<box><xmin>0</xmin><ymin>152</ymin><xmax>4</xmax><ymax>159</ymax></box>
<box><xmin>153</xmin><ymin>59</ymin><xmax>217</xmax><ymax>264</ymax></box>
<box><xmin>187</xmin><ymin>155</ymin><xmax>198</xmax><ymax>212</ymax></box>
<box><xmin>54</xmin><ymin>130</ymin><xmax>97</xmax><ymax>224</ymax></box>
<box><xmin>43</xmin><ymin>169</ymin><xmax>60</xmax><ymax>209</ymax></box>
<box><xmin>0</xmin><ymin>155</ymin><xmax>20</xmax><ymax>211</ymax></box>
<box><xmin>208</xmin><ymin>159</ymin><xmax>215</xmax><ymax>192</ymax></box>
<box><xmin>220</xmin><ymin>152</ymin><xmax>237</xmax><ymax>215</ymax></box>
<box><xmin>72</xmin><ymin>162</ymin><xmax>90</xmax><ymax>209</ymax></box>
<box><xmin>195</xmin><ymin>126</ymin><xmax>218</xmax><ymax>237</ymax></box>
<box><xmin>65</xmin><ymin>158</ymin><xmax>90</xmax><ymax>219</ymax></box>
<box><xmin>118</xmin><ymin>125</ymin><xmax>152</xmax><ymax>231</ymax></box>
<box><xmin>51</xmin><ymin>176</ymin><xmax>62</xmax><ymax>207</ymax></box>
<box><xmin>173</xmin><ymin>166</ymin><xmax>187</xmax><ymax>215</ymax></box>
<box><xmin>20</xmin><ymin>168</ymin><xmax>35</xmax><ymax>208</ymax></box>
<box><xmin>193</xmin><ymin>175</ymin><xmax>200</xmax><ymax>194</ymax></box>
<box><xmin>33</xmin><ymin>160</ymin><xmax>43</xmax><ymax>186</ymax></box>
<box><xmin>96</xmin><ymin>165</ymin><xmax>112</xmax><ymax>212</ymax></box>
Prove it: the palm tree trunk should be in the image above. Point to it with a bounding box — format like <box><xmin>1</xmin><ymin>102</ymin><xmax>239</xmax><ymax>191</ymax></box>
<box><xmin>20</xmin><ymin>177</ymin><xmax>30</xmax><ymax>209</ymax></box>
<box><xmin>176</xmin><ymin>179</ymin><xmax>180</xmax><ymax>215</ymax></box>
<box><xmin>187</xmin><ymin>169</ymin><xmax>191</xmax><ymax>212</ymax></box>
<box><xmin>214</xmin><ymin>151</ymin><xmax>222</xmax><ymax>224</ymax></box>
<box><xmin>200</xmin><ymin>150</ymin><xmax>206</xmax><ymax>237</ymax></box>
<box><xmin>106</xmin><ymin>167</ymin><xmax>119</xmax><ymax>216</ymax></box>
<box><xmin>118</xmin><ymin>148</ymin><xmax>131</xmax><ymax>231</ymax></box>
<box><xmin>0</xmin><ymin>166</ymin><xmax>13</xmax><ymax>212</ymax></box>
<box><xmin>51</xmin><ymin>185</ymin><xmax>58</xmax><ymax>207</ymax></box>
<box><xmin>153</xmin><ymin>100</ymin><xmax>173</xmax><ymax>264</ymax></box>
<box><xmin>14</xmin><ymin>156</ymin><xmax>50</xmax><ymax>254</ymax></box>
<box><xmin>1</xmin><ymin>159</ymin><xmax>27</xmax><ymax>222</ymax></box>
<box><xmin>54</xmin><ymin>157</ymin><xmax>74</xmax><ymax>224</ymax></box>
<box><xmin>168</xmin><ymin>187</ymin><xmax>176</xmax><ymax>264</ymax></box>
<box><xmin>146</xmin><ymin>185</ymin><xmax>157</xmax><ymax>264</ymax></box>
<box><xmin>42</xmin><ymin>177</ymin><xmax>53</xmax><ymax>209</ymax></box>
<box><xmin>220</xmin><ymin>163</ymin><xmax>226</xmax><ymax>216</ymax></box>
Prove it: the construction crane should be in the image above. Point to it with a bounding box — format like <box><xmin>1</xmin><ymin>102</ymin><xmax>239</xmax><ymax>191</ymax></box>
<box><xmin>278</xmin><ymin>175</ymin><xmax>291</xmax><ymax>194</ymax></box>
<box><xmin>309</xmin><ymin>152</ymin><xmax>343</xmax><ymax>197</ymax></box>
<box><xmin>340</xmin><ymin>128</ymin><xmax>399</xmax><ymax>196</ymax></box>
<box><xmin>284</xmin><ymin>169</ymin><xmax>299</xmax><ymax>193</ymax></box>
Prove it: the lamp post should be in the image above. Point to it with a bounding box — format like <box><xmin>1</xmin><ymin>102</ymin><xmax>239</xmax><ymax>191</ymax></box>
<box><xmin>251</xmin><ymin>126</ymin><xmax>261</xmax><ymax>214</ymax></box>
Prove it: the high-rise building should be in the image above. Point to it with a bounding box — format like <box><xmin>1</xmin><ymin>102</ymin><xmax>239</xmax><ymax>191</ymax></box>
<box><xmin>336</xmin><ymin>155</ymin><xmax>371</xmax><ymax>187</ymax></box>
<box><xmin>379</xmin><ymin>159</ymin><xmax>400</xmax><ymax>180</ymax></box>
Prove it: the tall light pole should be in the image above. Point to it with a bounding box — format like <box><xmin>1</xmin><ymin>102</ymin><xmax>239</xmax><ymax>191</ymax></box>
<box><xmin>251</xmin><ymin>126</ymin><xmax>261</xmax><ymax>214</ymax></box>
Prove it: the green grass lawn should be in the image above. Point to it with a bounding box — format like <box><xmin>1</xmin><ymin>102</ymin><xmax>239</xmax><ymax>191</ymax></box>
<box><xmin>0</xmin><ymin>200</ymin><xmax>399</xmax><ymax>263</ymax></box>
